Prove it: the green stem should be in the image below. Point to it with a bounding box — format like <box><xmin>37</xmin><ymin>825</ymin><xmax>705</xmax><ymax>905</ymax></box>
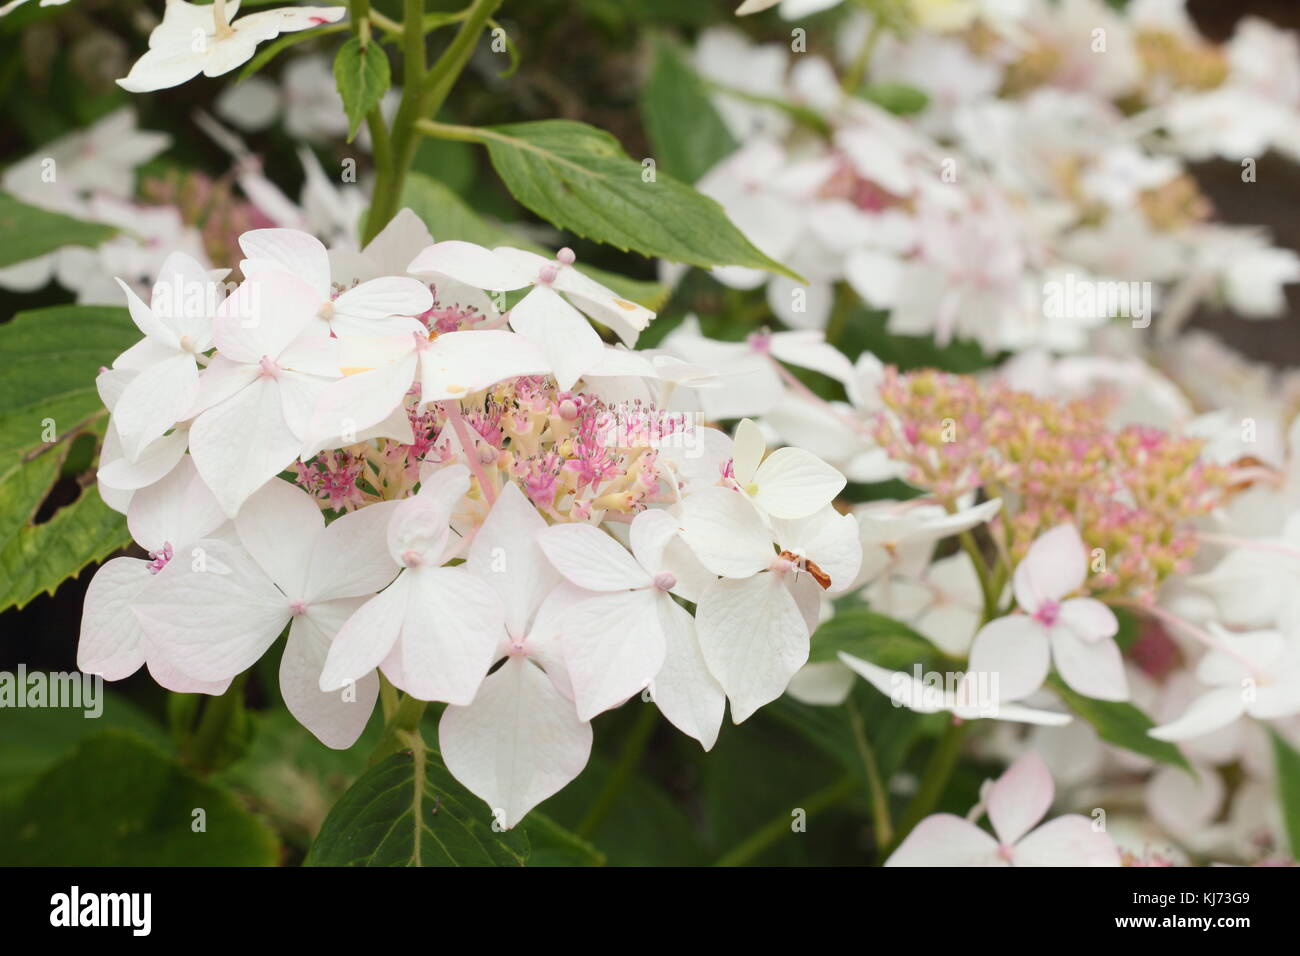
<box><xmin>824</xmin><ymin>283</ymin><xmax>854</xmax><ymax>348</ymax></box>
<box><xmin>987</xmin><ymin>559</ymin><xmax>1010</xmax><ymax>617</ymax></box>
<box><xmin>369</xmin><ymin>691</ymin><xmax>429</xmax><ymax>764</ymax></box>
<box><xmin>712</xmin><ymin>775</ymin><xmax>857</xmax><ymax>867</ymax></box>
<box><xmin>842</xmin><ymin>18</ymin><xmax>884</xmax><ymax>94</ymax></box>
<box><xmin>415</xmin><ymin>120</ymin><xmax>591</xmax><ymax>177</ymax></box>
<box><xmin>419</xmin><ymin>0</ymin><xmax>501</xmax><ymax>106</ymax></box>
<box><xmin>847</xmin><ymin>697</ymin><xmax>892</xmax><ymax>848</ymax></box>
<box><xmin>394</xmin><ymin>692</ymin><xmax>427</xmax><ymax>734</ymax></box>
<box><xmin>892</xmin><ymin>719</ymin><xmax>969</xmax><ymax>848</ymax></box>
<box><xmin>363</xmin><ymin>0</ymin><xmax>502</xmax><ymax>242</ymax></box>
<box><xmin>575</xmin><ymin>704</ymin><xmax>657</xmax><ymax>839</ymax></box>
<box><xmin>415</xmin><ymin>118</ymin><xmax>490</xmax><ymax>143</ymax></box>
<box><xmin>349</xmin><ymin>0</ymin><xmax>372</xmax><ymax>44</ymax></box>
<box><xmin>703</xmin><ymin>79</ymin><xmax>831</xmax><ymax>136</ymax></box>
<box><xmin>181</xmin><ymin>672</ymin><xmax>247</xmax><ymax>775</ymax></box>
<box><xmin>369</xmin><ymin>9</ymin><xmax>402</xmax><ymax>36</ymax></box>
<box><xmin>378</xmin><ymin>671</ymin><xmax>399</xmax><ymax>722</ymax></box>
<box><xmin>958</xmin><ymin>529</ymin><xmax>998</xmax><ymax>621</ymax></box>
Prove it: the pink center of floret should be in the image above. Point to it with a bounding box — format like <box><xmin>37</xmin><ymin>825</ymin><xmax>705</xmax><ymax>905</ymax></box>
<box><xmin>653</xmin><ymin>571</ymin><xmax>676</xmax><ymax>592</ymax></box>
<box><xmin>289</xmin><ymin>600</ymin><xmax>307</xmax><ymax>616</ymax></box>
<box><xmin>1033</xmin><ymin>599</ymin><xmax>1061</xmax><ymax>627</ymax></box>
<box><xmin>257</xmin><ymin>355</ymin><xmax>280</xmax><ymax>378</ymax></box>
<box><xmin>996</xmin><ymin>844</ymin><xmax>1016</xmax><ymax>863</ymax></box>
<box><xmin>145</xmin><ymin>542</ymin><xmax>174</xmax><ymax>575</ymax></box>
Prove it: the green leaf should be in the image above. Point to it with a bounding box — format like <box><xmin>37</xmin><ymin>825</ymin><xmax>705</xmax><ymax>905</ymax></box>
<box><xmin>305</xmin><ymin>748</ymin><xmax>529</xmax><ymax>866</ymax></box>
<box><xmin>536</xmin><ymin>744</ymin><xmax>704</xmax><ymax>865</ymax></box>
<box><xmin>641</xmin><ymin>35</ymin><xmax>737</xmax><ymax>184</ymax></box>
<box><xmin>766</xmin><ymin>683</ymin><xmax>934</xmax><ymax>792</ymax></box>
<box><xmin>399</xmin><ymin>171</ymin><xmax>668</xmax><ymax>310</ymax></box>
<box><xmin>470</xmin><ymin>119</ymin><xmax>800</xmax><ymax>279</ymax></box>
<box><xmin>1271</xmin><ymin>731</ymin><xmax>1300</xmax><ymax>856</ymax></box>
<box><xmin>214</xmin><ymin>708</ymin><xmax>382</xmax><ymax>851</ymax></box>
<box><xmin>0</xmin><ymin>731</ymin><xmax>279</xmax><ymax>865</ymax></box>
<box><xmin>0</xmin><ymin>192</ymin><xmax>115</xmax><ymax>269</ymax></box>
<box><xmin>0</xmin><ymin>305</ymin><xmax>136</xmax><ymax>459</ymax></box>
<box><xmin>699</xmin><ymin>719</ymin><xmax>851</xmax><ymax>865</ymax></box>
<box><xmin>836</xmin><ymin>305</ymin><xmax>997</xmax><ymax>374</ymax></box>
<box><xmin>1049</xmin><ymin>677</ymin><xmax>1192</xmax><ymax>771</ymax></box>
<box><xmin>334</xmin><ymin>36</ymin><xmax>391</xmax><ymax>143</ymax></box>
<box><xmin>522</xmin><ymin>812</ymin><xmax>606</xmax><ymax>866</ymax></box>
<box><xmin>1112</xmin><ymin>606</ymin><xmax>1141</xmax><ymax>652</ymax></box>
<box><xmin>0</xmin><ymin>305</ymin><xmax>140</xmax><ymax>611</ymax></box>
<box><xmin>0</xmin><ymin>691</ymin><xmax>168</xmax><ymax>804</ymax></box>
<box><xmin>808</xmin><ymin>607</ymin><xmax>940</xmax><ymax>669</ymax></box>
<box><xmin>859</xmin><ymin>82</ymin><xmax>929</xmax><ymax>115</ymax></box>
<box><xmin>0</xmin><ymin>431</ymin><xmax>131</xmax><ymax>612</ymax></box>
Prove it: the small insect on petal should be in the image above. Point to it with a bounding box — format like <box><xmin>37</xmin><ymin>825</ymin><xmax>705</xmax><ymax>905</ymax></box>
<box><xmin>778</xmin><ymin>549</ymin><xmax>832</xmax><ymax>590</ymax></box>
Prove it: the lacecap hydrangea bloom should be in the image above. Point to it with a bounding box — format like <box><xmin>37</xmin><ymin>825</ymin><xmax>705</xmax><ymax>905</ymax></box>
<box><xmin>77</xmin><ymin>216</ymin><xmax>861</xmax><ymax>825</ymax></box>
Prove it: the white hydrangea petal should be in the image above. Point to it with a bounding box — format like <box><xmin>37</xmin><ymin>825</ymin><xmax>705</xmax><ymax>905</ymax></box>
<box><xmin>1149</xmin><ymin>687</ymin><xmax>1247</xmax><ymax>742</ymax></box>
<box><xmin>134</xmin><ymin>538</ymin><xmax>289</xmax><ymax>682</ymax></box>
<box><xmin>111</xmin><ymin>352</ymin><xmax>198</xmax><ymax>463</ymax></box>
<box><xmin>508</xmin><ymin>286</ymin><xmax>604</xmax><ymax>390</ymax></box>
<box><xmin>677</xmin><ymin>485</ymin><xmax>774</xmax><ymax>578</ymax></box>
<box><xmin>885</xmin><ymin>814</ymin><xmax>1003</xmax><ymax>867</ymax></box>
<box><xmin>1012</xmin><ymin>816</ymin><xmax>1120</xmax><ymax>867</ymax></box>
<box><xmin>751</xmin><ymin>447</ymin><xmax>846</xmax><ymax>520</ymax></box>
<box><xmin>238</xmin><ymin>228</ymin><xmax>331</xmax><ymax>298</ymax></box>
<box><xmin>306</xmin><ymin>352</ymin><xmax>418</xmax><ymax>451</ymax></box>
<box><xmin>730</xmin><ymin>418</ymin><xmax>765</xmax><ymax>486</ymax></box>
<box><xmin>419</xmin><ymin>329</ymin><xmax>550</xmax><ymax>401</ymax></box>
<box><xmin>320</xmin><ymin>573</ymin><xmax>410</xmax><ymax>692</ymax></box>
<box><xmin>282</xmin><ymin>604</ymin><xmax>377</xmax><ymax>749</ymax></box>
<box><xmin>388</xmin><ymin>567</ymin><xmax>503</xmax><ymax>705</ymax></box>
<box><xmin>307</xmin><ymin>500</ymin><xmax>402</xmax><ymax>604</ymax></box>
<box><xmin>538</xmin><ymin>522</ymin><xmax>652</xmax><ymax>591</ymax></box>
<box><xmin>333</xmin><ymin>276</ymin><xmax>433</xmax><ymax>331</ymax></box>
<box><xmin>235</xmin><ymin>477</ymin><xmax>324</xmax><ymax>599</ymax></box>
<box><xmin>651</xmin><ymin>597</ymin><xmax>725</xmax><ymax>750</ymax></box>
<box><xmin>406</xmin><ymin>240</ymin><xmax>532</xmax><ymax>291</ymax></box>
<box><xmin>125</xmin><ymin>454</ymin><xmax>224</xmax><ymax>554</ymax></box>
<box><xmin>1012</xmin><ymin>524</ymin><xmax>1087</xmax><ymax>612</ymax></box>
<box><xmin>77</xmin><ymin>557</ymin><xmax>150</xmax><ymax>681</ymax></box>
<box><xmin>968</xmin><ymin>615</ymin><xmax>1051</xmax><ymax>703</ymax></box>
<box><xmin>697</xmin><ymin>573</ymin><xmax>808</xmax><ymax>723</ymax></box>
<box><xmin>189</xmin><ymin>375</ymin><xmax>303</xmax><ymax>517</ymax></box>
<box><xmin>559</xmin><ymin>588</ymin><xmax>666</xmax><ymax>721</ymax></box>
<box><xmin>1049</xmin><ymin>626</ymin><xmax>1129</xmax><ymax>702</ymax></box>
<box><xmin>467</xmin><ymin>483</ymin><xmax>559</xmax><ymax>637</ymax></box>
<box><xmin>986</xmin><ymin>751</ymin><xmax>1053</xmax><ymax>846</ymax></box>
<box><xmin>440</xmin><ymin>656</ymin><xmax>593</xmax><ymax>829</ymax></box>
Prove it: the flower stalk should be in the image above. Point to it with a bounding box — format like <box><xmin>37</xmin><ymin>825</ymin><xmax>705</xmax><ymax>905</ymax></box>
<box><xmin>363</xmin><ymin>0</ymin><xmax>504</xmax><ymax>243</ymax></box>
